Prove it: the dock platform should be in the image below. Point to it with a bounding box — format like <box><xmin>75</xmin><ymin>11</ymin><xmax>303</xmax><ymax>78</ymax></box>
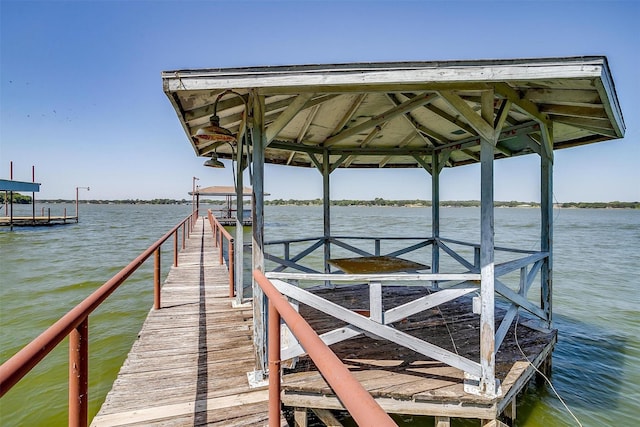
<box><xmin>0</xmin><ymin>215</ymin><xmax>78</xmax><ymax>227</ymax></box>
<box><xmin>91</xmin><ymin>217</ymin><xmax>276</xmax><ymax>426</ymax></box>
<box><xmin>282</xmin><ymin>285</ymin><xmax>557</xmax><ymax>424</ymax></box>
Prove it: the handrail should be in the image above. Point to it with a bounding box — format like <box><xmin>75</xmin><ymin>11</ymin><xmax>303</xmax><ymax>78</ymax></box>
<box><xmin>207</xmin><ymin>209</ymin><xmax>234</xmax><ymax>297</ymax></box>
<box><xmin>0</xmin><ymin>210</ymin><xmax>198</xmax><ymax>426</ymax></box>
<box><xmin>253</xmin><ymin>270</ymin><xmax>397</xmax><ymax>427</ymax></box>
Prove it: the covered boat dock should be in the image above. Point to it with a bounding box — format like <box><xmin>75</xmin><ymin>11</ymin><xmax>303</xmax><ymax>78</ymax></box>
<box><xmin>162</xmin><ymin>57</ymin><xmax>625</xmax><ymax>425</ymax></box>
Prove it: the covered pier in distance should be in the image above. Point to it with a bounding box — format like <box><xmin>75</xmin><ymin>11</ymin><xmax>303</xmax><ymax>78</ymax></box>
<box><xmin>190</xmin><ymin>185</ymin><xmax>255</xmax><ymax>226</ymax></box>
<box><xmin>163</xmin><ymin>57</ymin><xmax>625</xmax><ymax>425</ymax></box>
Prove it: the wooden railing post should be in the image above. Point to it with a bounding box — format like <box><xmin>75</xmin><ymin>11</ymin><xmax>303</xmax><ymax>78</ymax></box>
<box><xmin>182</xmin><ymin>222</ymin><xmax>186</xmax><ymax>249</ymax></box>
<box><xmin>268</xmin><ymin>299</ymin><xmax>281</xmax><ymax>427</ymax></box>
<box><xmin>154</xmin><ymin>248</ymin><xmax>161</xmax><ymax>310</ymax></box>
<box><xmin>69</xmin><ymin>317</ymin><xmax>88</xmax><ymax>427</ymax></box>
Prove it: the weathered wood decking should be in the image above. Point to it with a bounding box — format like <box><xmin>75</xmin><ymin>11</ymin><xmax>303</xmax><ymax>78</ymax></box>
<box><xmin>91</xmin><ymin>217</ymin><xmax>276</xmax><ymax>426</ymax></box>
<box><xmin>282</xmin><ymin>285</ymin><xmax>557</xmax><ymax>423</ymax></box>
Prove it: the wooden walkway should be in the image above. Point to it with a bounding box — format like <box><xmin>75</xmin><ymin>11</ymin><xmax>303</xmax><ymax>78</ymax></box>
<box><xmin>92</xmin><ymin>217</ymin><xmax>277</xmax><ymax>427</ymax></box>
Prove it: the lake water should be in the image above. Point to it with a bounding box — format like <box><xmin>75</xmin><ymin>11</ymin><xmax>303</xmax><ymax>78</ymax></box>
<box><xmin>1</xmin><ymin>204</ymin><xmax>638</xmax><ymax>426</ymax></box>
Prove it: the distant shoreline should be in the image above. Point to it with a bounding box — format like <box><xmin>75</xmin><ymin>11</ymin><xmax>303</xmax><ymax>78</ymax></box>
<box><xmin>3</xmin><ymin>197</ymin><xmax>637</xmax><ymax>210</ymax></box>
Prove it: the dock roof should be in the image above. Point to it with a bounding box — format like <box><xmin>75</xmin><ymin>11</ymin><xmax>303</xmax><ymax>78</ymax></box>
<box><xmin>163</xmin><ymin>56</ymin><xmax>625</xmax><ymax>170</ymax></box>
<box><xmin>0</xmin><ymin>179</ymin><xmax>41</xmax><ymax>192</ymax></box>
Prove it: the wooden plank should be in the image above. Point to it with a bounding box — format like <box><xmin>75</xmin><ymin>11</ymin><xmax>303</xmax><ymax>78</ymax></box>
<box><xmin>91</xmin><ymin>217</ymin><xmax>274</xmax><ymax>427</ymax></box>
<box><xmin>311</xmin><ymin>408</ymin><xmax>344</xmax><ymax>427</ymax></box>
<box><xmin>266</xmin><ymin>93</ymin><xmax>315</xmax><ymax>145</ymax></box>
<box><xmin>91</xmin><ymin>390</ymin><xmax>269</xmax><ymax>426</ymax></box>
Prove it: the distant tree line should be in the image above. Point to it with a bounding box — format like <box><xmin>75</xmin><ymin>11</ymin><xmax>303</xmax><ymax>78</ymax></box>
<box><xmin>265</xmin><ymin>199</ymin><xmax>639</xmax><ymax>209</ymax></box>
<box><xmin>265</xmin><ymin>199</ymin><xmax>541</xmax><ymax>208</ymax></box>
<box><xmin>0</xmin><ymin>193</ymin><xmax>33</xmax><ymax>204</ymax></box>
<box><xmin>3</xmin><ymin>195</ymin><xmax>637</xmax><ymax>209</ymax></box>
<box><xmin>557</xmin><ymin>201</ymin><xmax>639</xmax><ymax>209</ymax></box>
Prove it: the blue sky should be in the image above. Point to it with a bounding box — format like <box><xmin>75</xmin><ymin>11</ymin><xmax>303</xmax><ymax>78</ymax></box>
<box><xmin>1</xmin><ymin>0</ymin><xmax>638</xmax><ymax>202</ymax></box>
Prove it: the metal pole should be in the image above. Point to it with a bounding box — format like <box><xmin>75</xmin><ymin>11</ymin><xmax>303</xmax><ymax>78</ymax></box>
<box><xmin>69</xmin><ymin>318</ymin><xmax>88</xmax><ymax>427</ymax></box>
<box><xmin>154</xmin><ymin>248</ymin><xmax>161</xmax><ymax>310</ymax></box>
<box><xmin>173</xmin><ymin>230</ymin><xmax>179</xmax><ymax>267</ymax></box>
<box><xmin>32</xmin><ymin>165</ymin><xmax>35</xmax><ymax>222</ymax></box>
<box><xmin>229</xmin><ymin>239</ymin><xmax>235</xmax><ymax>298</ymax></box>
<box><xmin>268</xmin><ymin>299</ymin><xmax>281</xmax><ymax>426</ymax></box>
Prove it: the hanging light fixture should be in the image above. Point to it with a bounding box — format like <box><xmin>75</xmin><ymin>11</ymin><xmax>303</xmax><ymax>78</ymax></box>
<box><xmin>194</xmin><ymin>90</ymin><xmax>242</xmax><ymax>143</ymax></box>
<box><xmin>195</xmin><ymin>115</ymin><xmax>236</xmax><ymax>142</ymax></box>
<box><xmin>203</xmin><ymin>152</ymin><xmax>225</xmax><ymax>168</ymax></box>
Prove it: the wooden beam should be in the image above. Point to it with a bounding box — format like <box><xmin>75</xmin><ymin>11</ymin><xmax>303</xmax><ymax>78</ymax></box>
<box><xmin>250</xmin><ymin>91</ymin><xmax>267</xmax><ymax>374</ymax></box>
<box><xmin>540</xmin><ymin>104</ymin><xmax>608</xmax><ymax>119</ymax></box>
<box><xmin>494</xmin><ymin>83</ymin><xmax>549</xmax><ymax>125</ymax></box>
<box><xmin>423</xmin><ymin>103</ymin><xmax>477</xmax><ymax>135</ymax></box>
<box><xmin>478</xmin><ymin>134</ymin><xmax>497</xmax><ymax>396</ymax></box>
<box><xmin>493</xmin><ymin>99</ymin><xmax>512</xmax><ymax>135</ymax></box>
<box><xmin>272</xmin><ymin>279</ymin><xmax>482</xmax><ymax>376</ymax></box>
<box><xmin>297</xmin><ymin>104</ymin><xmax>320</xmax><ymax>143</ymax></box>
<box><xmin>523</xmin><ymin>88</ymin><xmax>600</xmax><ymax>105</ymax></box>
<box><xmin>266</xmin><ymin>93</ymin><xmax>315</xmax><ymax>146</ymax></box>
<box><xmin>343</xmin><ymin>123</ymin><xmax>387</xmax><ymax>167</ymax></box>
<box><xmin>379</xmin><ymin>133</ymin><xmax>415</xmax><ymax>167</ymax></box>
<box><xmin>439</xmin><ymin>90</ymin><xmax>495</xmax><ymax>142</ymax></box>
<box><xmin>311</xmin><ymin>409</ymin><xmax>343</xmax><ymax>427</ymax></box>
<box><xmin>387</xmin><ymin>93</ymin><xmax>443</xmax><ymax>144</ymax></box>
<box><xmin>329</xmin><ymin>94</ymin><xmax>366</xmax><ymax>136</ymax></box>
<box><xmin>412</xmin><ymin>155</ymin><xmax>432</xmax><ymax>173</ymax></box>
<box><xmin>323</xmin><ymin>92</ymin><xmax>438</xmax><ymax>147</ymax></box>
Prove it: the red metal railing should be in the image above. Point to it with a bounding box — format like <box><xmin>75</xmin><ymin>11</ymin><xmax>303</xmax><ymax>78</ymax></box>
<box><xmin>253</xmin><ymin>270</ymin><xmax>398</xmax><ymax>427</ymax></box>
<box><xmin>207</xmin><ymin>209</ymin><xmax>234</xmax><ymax>297</ymax></box>
<box><xmin>0</xmin><ymin>211</ymin><xmax>198</xmax><ymax>427</ymax></box>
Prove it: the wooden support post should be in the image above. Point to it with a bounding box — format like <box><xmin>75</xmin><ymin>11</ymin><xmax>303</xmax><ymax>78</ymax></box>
<box><xmin>69</xmin><ymin>318</ymin><xmax>88</xmax><ymax>427</ymax></box>
<box><xmin>431</xmin><ymin>153</ymin><xmax>440</xmax><ymax>289</ymax></box>
<box><xmin>311</xmin><ymin>408</ymin><xmax>343</xmax><ymax>427</ymax></box>
<box><xmin>370</xmin><ymin>282</ymin><xmax>383</xmax><ymax>323</ymax></box>
<box><xmin>251</xmin><ymin>92</ymin><xmax>268</xmax><ymax>375</ymax></box>
<box><xmin>323</xmin><ymin>151</ymin><xmax>331</xmax><ymax>275</ymax></box>
<box><xmin>541</xmin><ymin>125</ymin><xmax>553</xmax><ymax>328</ymax></box>
<box><xmin>294</xmin><ymin>408</ymin><xmax>308</xmax><ymax>427</ymax></box>
<box><xmin>435</xmin><ymin>416</ymin><xmax>450</xmax><ymax>427</ymax></box>
<box><xmin>505</xmin><ymin>397</ymin><xmax>517</xmax><ymax>424</ymax></box>
<box><xmin>235</xmin><ymin>137</ymin><xmax>245</xmax><ymax>305</ymax></box>
<box><xmin>474</xmin><ymin>90</ymin><xmax>498</xmax><ymax>397</ymax></box>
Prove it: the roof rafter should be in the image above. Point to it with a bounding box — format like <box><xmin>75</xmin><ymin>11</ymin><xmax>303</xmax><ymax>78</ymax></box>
<box><xmin>323</xmin><ymin>92</ymin><xmax>438</xmax><ymax>147</ymax></box>
<box><xmin>266</xmin><ymin>93</ymin><xmax>315</xmax><ymax>146</ymax></box>
<box><xmin>379</xmin><ymin>133</ymin><xmax>415</xmax><ymax>167</ymax></box>
<box><xmin>386</xmin><ymin>93</ymin><xmax>443</xmax><ymax>146</ymax></box>
<box><xmin>439</xmin><ymin>90</ymin><xmax>495</xmax><ymax>142</ymax></box>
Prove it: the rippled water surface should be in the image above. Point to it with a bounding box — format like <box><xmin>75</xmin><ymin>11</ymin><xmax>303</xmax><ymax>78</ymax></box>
<box><xmin>1</xmin><ymin>204</ymin><xmax>638</xmax><ymax>426</ymax></box>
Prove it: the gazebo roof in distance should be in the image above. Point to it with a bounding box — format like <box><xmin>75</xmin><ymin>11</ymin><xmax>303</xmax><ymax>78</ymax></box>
<box><xmin>190</xmin><ymin>186</ymin><xmax>253</xmax><ymax>197</ymax></box>
<box><xmin>163</xmin><ymin>56</ymin><xmax>625</xmax><ymax>170</ymax></box>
